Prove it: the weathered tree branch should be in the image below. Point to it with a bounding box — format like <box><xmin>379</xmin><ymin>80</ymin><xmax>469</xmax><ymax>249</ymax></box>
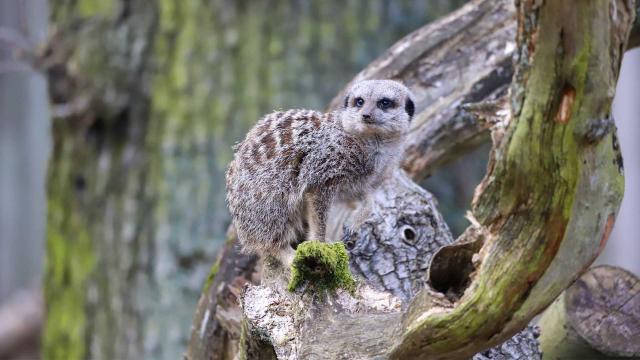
<box><xmin>389</xmin><ymin>0</ymin><xmax>631</xmax><ymax>358</ymax></box>
<box><xmin>538</xmin><ymin>265</ymin><xmax>640</xmax><ymax>359</ymax></box>
<box><xmin>187</xmin><ymin>233</ymin><xmax>259</xmax><ymax>360</ymax></box>
<box><xmin>329</xmin><ymin>0</ymin><xmax>639</xmax><ymax>181</ymax></box>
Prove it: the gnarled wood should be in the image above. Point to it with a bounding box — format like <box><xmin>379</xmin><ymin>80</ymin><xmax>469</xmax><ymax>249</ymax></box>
<box><xmin>329</xmin><ymin>0</ymin><xmax>639</xmax><ymax>181</ymax></box>
<box><xmin>187</xmin><ymin>233</ymin><xmax>259</xmax><ymax>360</ymax></box>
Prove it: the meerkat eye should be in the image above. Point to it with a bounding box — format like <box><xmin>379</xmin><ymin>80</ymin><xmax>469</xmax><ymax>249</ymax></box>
<box><xmin>377</xmin><ymin>98</ymin><xmax>395</xmax><ymax>110</ymax></box>
<box><xmin>355</xmin><ymin>97</ymin><xmax>365</xmax><ymax>107</ymax></box>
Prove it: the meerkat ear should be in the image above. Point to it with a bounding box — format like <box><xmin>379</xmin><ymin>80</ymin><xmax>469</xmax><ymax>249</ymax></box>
<box><xmin>344</xmin><ymin>95</ymin><xmax>349</xmax><ymax>108</ymax></box>
<box><xmin>405</xmin><ymin>98</ymin><xmax>415</xmax><ymax>119</ymax></box>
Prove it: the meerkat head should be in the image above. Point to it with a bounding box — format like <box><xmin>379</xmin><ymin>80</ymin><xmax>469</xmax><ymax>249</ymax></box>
<box><xmin>341</xmin><ymin>79</ymin><xmax>415</xmax><ymax>139</ymax></box>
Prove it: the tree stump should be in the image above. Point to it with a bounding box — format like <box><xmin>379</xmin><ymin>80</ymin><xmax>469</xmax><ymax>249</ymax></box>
<box><xmin>538</xmin><ymin>265</ymin><xmax>640</xmax><ymax>359</ymax></box>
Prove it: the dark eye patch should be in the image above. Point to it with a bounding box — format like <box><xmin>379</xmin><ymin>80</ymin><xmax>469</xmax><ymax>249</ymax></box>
<box><xmin>377</xmin><ymin>98</ymin><xmax>396</xmax><ymax>110</ymax></box>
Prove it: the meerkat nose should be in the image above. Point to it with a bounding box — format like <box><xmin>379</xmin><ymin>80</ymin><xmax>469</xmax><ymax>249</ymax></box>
<box><xmin>362</xmin><ymin>114</ymin><xmax>373</xmax><ymax>123</ymax></box>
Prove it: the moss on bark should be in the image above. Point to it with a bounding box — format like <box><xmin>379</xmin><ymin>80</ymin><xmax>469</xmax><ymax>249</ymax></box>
<box><xmin>288</xmin><ymin>241</ymin><xmax>356</xmax><ymax>294</ymax></box>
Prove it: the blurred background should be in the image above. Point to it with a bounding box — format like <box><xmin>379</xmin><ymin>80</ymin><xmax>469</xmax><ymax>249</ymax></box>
<box><xmin>0</xmin><ymin>0</ymin><xmax>638</xmax><ymax>359</ymax></box>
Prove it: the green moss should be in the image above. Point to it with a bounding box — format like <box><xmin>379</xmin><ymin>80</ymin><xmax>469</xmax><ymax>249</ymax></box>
<box><xmin>76</xmin><ymin>0</ymin><xmax>115</xmax><ymax>18</ymax></box>
<box><xmin>43</xmin><ymin>185</ymin><xmax>96</xmax><ymax>360</ymax></box>
<box><xmin>287</xmin><ymin>241</ymin><xmax>356</xmax><ymax>294</ymax></box>
<box><xmin>203</xmin><ymin>257</ymin><xmax>221</xmax><ymax>293</ymax></box>
<box><xmin>239</xmin><ymin>319</ymin><xmax>249</xmax><ymax>360</ymax></box>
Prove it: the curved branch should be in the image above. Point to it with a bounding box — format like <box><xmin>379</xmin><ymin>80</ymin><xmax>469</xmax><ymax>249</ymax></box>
<box><xmin>390</xmin><ymin>1</ymin><xmax>631</xmax><ymax>358</ymax></box>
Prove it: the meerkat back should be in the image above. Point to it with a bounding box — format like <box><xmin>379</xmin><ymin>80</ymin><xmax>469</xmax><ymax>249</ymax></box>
<box><xmin>226</xmin><ymin>110</ymin><xmax>326</xmax><ymax>256</ymax></box>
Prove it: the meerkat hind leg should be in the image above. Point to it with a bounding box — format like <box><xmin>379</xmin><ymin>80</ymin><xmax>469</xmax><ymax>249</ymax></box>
<box><xmin>305</xmin><ymin>189</ymin><xmax>331</xmax><ymax>242</ymax></box>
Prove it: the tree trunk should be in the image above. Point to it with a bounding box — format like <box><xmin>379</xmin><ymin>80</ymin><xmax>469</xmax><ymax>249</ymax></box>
<box><xmin>45</xmin><ymin>2</ymin><xmax>158</xmax><ymax>359</ymax></box>
<box><xmin>235</xmin><ymin>0</ymin><xmax>635</xmax><ymax>359</ymax></box>
<box><xmin>43</xmin><ymin>1</ymin><xmax>463</xmax><ymax>359</ymax></box>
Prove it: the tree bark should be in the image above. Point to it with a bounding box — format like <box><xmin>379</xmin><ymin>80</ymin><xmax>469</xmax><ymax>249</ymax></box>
<box><xmin>538</xmin><ymin>265</ymin><xmax>640</xmax><ymax>359</ymax></box>
<box><xmin>237</xmin><ymin>0</ymin><xmax>634</xmax><ymax>359</ymax></box>
<box><xmin>44</xmin><ymin>2</ymin><xmax>158</xmax><ymax>359</ymax></box>
<box><xmin>187</xmin><ymin>232</ymin><xmax>259</xmax><ymax>360</ymax></box>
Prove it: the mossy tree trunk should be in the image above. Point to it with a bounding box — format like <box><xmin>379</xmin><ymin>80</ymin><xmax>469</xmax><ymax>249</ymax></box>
<box><xmin>43</xmin><ymin>1</ymin><xmax>464</xmax><ymax>359</ymax></box>
<box><xmin>45</xmin><ymin>2</ymin><xmax>158</xmax><ymax>359</ymax></box>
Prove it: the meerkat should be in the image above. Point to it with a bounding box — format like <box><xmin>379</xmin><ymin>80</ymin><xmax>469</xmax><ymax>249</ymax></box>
<box><xmin>225</xmin><ymin>80</ymin><xmax>415</xmax><ymax>259</ymax></box>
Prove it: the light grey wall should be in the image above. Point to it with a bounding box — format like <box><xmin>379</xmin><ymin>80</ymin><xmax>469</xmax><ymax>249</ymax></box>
<box><xmin>0</xmin><ymin>0</ymin><xmax>49</xmax><ymax>302</ymax></box>
<box><xmin>596</xmin><ymin>49</ymin><xmax>640</xmax><ymax>276</ymax></box>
